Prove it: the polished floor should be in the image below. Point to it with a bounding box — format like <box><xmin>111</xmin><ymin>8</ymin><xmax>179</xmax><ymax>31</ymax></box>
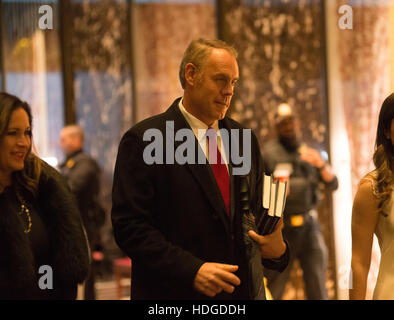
<box><xmin>95</xmin><ymin>279</ymin><xmax>130</xmax><ymax>300</ymax></box>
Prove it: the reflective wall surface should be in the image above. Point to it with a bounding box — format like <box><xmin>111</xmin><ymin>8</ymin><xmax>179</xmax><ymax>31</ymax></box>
<box><xmin>65</xmin><ymin>1</ymin><xmax>134</xmax><ymax>244</ymax></box>
<box><xmin>1</xmin><ymin>0</ymin><xmax>394</xmax><ymax>299</ymax></box>
<box><xmin>326</xmin><ymin>0</ymin><xmax>394</xmax><ymax>300</ymax></box>
<box><xmin>1</xmin><ymin>0</ymin><xmax>64</xmax><ymax>163</ymax></box>
<box><xmin>132</xmin><ymin>0</ymin><xmax>217</xmax><ymax>121</ymax></box>
<box><xmin>220</xmin><ymin>0</ymin><xmax>334</xmax><ymax>299</ymax></box>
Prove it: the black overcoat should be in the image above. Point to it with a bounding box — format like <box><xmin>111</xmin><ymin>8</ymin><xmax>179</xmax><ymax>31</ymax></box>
<box><xmin>111</xmin><ymin>98</ymin><xmax>288</xmax><ymax>300</ymax></box>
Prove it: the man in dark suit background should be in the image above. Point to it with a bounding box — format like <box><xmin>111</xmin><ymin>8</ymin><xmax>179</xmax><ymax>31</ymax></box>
<box><xmin>111</xmin><ymin>38</ymin><xmax>289</xmax><ymax>300</ymax></box>
<box><xmin>59</xmin><ymin>125</ymin><xmax>104</xmax><ymax>300</ymax></box>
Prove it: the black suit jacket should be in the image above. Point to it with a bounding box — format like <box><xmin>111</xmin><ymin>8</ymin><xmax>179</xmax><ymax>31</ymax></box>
<box><xmin>59</xmin><ymin>150</ymin><xmax>102</xmax><ymax>249</ymax></box>
<box><xmin>111</xmin><ymin>98</ymin><xmax>288</xmax><ymax>299</ymax></box>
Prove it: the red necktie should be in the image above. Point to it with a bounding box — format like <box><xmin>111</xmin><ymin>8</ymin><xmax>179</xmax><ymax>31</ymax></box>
<box><xmin>206</xmin><ymin>128</ymin><xmax>230</xmax><ymax>215</ymax></box>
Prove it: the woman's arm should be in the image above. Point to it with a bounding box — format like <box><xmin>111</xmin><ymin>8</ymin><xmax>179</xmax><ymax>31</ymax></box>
<box><xmin>349</xmin><ymin>179</ymin><xmax>380</xmax><ymax>299</ymax></box>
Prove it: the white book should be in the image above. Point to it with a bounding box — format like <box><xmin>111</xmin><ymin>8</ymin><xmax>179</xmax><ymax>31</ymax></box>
<box><xmin>274</xmin><ymin>180</ymin><xmax>288</xmax><ymax>218</ymax></box>
<box><xmin>268</xmin><ymin>181</ymin><xmax>277</xmax><ymax>217</ymax></box>
<box><xmin>263</xmin><ymin>174</ymin><xmax>272</xmax><ymax>209</ymax></box>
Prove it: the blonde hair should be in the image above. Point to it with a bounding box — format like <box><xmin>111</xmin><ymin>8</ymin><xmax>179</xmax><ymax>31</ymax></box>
<box><xmin>179</xmin><ymin>38</ymin><xmax>238</xmax><ymax>89</ymax></box>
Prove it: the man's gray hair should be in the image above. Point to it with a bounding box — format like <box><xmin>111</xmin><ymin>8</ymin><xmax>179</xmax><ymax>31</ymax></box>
<box><xmin>179</xmin><ymin>38</ymin><xmax>238</xmax><ymax>89</ymax></box>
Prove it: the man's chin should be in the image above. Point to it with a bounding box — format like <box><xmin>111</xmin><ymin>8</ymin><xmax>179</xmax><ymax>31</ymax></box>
<box><xmin>216</xmin><ymin>107</ymin><xmax>228</xmax><ymax>120</ymax></box>
<box><xmin>279</xmin><ymin>136</ymin><xmax>300</xmax><ymax>152</ymax></box>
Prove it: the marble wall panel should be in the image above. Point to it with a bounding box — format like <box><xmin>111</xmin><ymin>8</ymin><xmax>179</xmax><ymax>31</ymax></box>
<box><xmin>66</xmin><ymin>0</ymin><xmax>133</xmax><ymax>259</ymax></box>
<box><xmin>333</xmin><ymin>0</ymin><xmax>393</xmax><ymax>300</ymax></box>
<box><xmin>391</xmin><ymin>4</ymin><xmax>394</xmax><ymax>90</ymax></box>
<box><xmin>222</xmin><ymin>0</ymin><xmax>328</xmax><ymax>149</ymax></box>
<box><xmin>220</xmin><ymin>0</ymin><xmax>335</xmax><ymax>299</ymax></box>
<box><xmin>1</xmin><ymin>1</ymin><xmax>64</xmax><ymax>162</ymax></box>
<box><xmin>337</xmin><ymin>0</ymin><xmax>391</xmax><ymax>195</ymax></box>
<box><xmin>132</xmin><ymin>0</ymin><xmax>217</xmax><ymax>121</ymax></box>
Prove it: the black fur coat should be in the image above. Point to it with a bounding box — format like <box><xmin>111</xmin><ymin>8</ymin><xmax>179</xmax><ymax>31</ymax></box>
<box><xmin>0</xmin><ymin>161</ymin><xmax>90</xmax><ymax>299</ymax></box>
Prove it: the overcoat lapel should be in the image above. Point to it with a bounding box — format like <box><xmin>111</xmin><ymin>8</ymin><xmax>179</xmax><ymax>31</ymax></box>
<box><xmin>166</xmin><ymin>101</ymin><xmax>232</xmax><ymax>236</ymax></box>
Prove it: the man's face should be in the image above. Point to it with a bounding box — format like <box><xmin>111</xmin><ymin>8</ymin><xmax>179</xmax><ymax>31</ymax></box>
<box><xmin>188</xmin><ymin>48</ymin><xmax>239</xmax><ymax>126</ymax></box>
<box><xmin>59</xmin><ymin>129</ymin><xmax>77</xmax><ymax>156</ymax></box>
<box><xmin>277</xmin><ymin>117</ymin><xmax>299</xmax><ymax>140</ymax></box>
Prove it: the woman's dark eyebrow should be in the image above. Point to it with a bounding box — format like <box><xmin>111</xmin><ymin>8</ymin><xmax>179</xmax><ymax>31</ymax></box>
<box><xmin>7</xmin><ymin>126</ymin><xmax>31</xmax><ymax>131</ymax></box>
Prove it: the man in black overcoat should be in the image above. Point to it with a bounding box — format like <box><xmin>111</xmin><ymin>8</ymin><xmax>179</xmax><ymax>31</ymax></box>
<box><xmin>111</xmin><ymin>39</ymin><xmax>289</xmax><ymax>300</ymax></box>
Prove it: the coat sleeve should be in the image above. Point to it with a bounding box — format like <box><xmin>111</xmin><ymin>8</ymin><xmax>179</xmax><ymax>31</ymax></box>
<box><xmin>111</xmin><ymin>130</ymin><xmax>204</xmax><ymax>289</ymax></box>
<box><xmin>38</xmin><ymin>161</ymin><xmax>91</xmax><ymax>299</ymax></box>
<box><xmin>261</xmin><ymin>240</ymin><xmax>290</xmax><ymax>272</ymax></box>
<box><xmin>250</xmin><ymin>132</ymin><xmax>290</xmax><ymax>272</ymax></box>
<box><xmin>320</xmin><ymin>172</ymin><xmax>339</xmax><ymax>191</ymax></box>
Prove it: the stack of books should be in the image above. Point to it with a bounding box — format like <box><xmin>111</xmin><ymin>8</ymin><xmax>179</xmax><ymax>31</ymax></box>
<box><xmin>257</xmin><ymin>174</ymin><xmax>288</xmax><ymax>235</ymax></box>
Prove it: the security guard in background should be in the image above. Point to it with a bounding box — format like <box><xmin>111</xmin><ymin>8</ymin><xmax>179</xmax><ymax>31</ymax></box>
<box><xmin>59</xmin><ymin>125</ymin><xmax>104</xmax><ymax>300</ymax></box>
<box><xmin>262</xmin><ymin>103</ymin><xmax>338</xmax><ymax>300</ymax></box>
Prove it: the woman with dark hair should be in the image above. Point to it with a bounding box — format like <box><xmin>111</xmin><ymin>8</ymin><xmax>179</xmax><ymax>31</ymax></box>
<box><xmin>350</xmin><ymin>93</ymin><xmax>394</xmax><ymax>299</ymax></box>
<box><xmin>0</xmin><ymin>92</ymin><xmax>90</xmax><ymax>299</ymax></box>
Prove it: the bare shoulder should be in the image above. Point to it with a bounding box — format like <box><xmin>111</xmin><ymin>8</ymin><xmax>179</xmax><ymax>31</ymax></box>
<box><xmin>353</xmin><ymin>172</ymin><xmax>380</xmax><ymax>220</ymax></box>
<box><xmin>357</xmin><ymin>171</ymin><xmax>379</xmax><ymax>199</ymax></box>
<box><xmin>360</xmin><ymin>171</ymin><xmax>377</xmax><ymax>183</ymax></box>
<box><xmin>356</xmin><ymin>172</ymin><xmax>379</xmax><ymax>200</ymax></box>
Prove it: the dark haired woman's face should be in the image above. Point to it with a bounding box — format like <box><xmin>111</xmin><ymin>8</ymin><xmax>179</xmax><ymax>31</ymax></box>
<box><xmin>0</xmin><ymin>108</ymin><xmax>31</xmax><ymax>176</ymax></box>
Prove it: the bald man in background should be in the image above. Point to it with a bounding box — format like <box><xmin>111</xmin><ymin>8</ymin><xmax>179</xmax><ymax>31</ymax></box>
<box><xmin>59</xmin><ymin>125</ymin><xmax>104</xmax><ymax>300</ymax></box>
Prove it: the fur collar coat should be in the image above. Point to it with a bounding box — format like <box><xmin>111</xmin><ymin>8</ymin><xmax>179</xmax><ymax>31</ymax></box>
<box><xmin>0</xmin><ymin>161</ymin><xmax>90</xmax><ymax>299</ymax></box>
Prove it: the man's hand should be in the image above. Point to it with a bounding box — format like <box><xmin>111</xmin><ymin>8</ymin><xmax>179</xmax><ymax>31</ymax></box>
<box><xmin>300</xmin><ymin>146</ymin><xmax>325</xmax><ymax>168</ymax></box>
<box><xmin>193</xmin><ymin>263</ymin><xmax>241</xmax><ymax>297</ymax></box>
<box><xmin>300</xmin><ymin>146</ymin><xmax>336</xmax><ymax>183</ymax></box>
<box><xmin>248</xmin><ymin>218</ymin><xmax>286</xmax><ymax>259</ymax></box>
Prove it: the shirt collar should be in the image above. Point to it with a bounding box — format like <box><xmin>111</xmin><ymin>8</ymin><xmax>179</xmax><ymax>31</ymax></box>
<box><xmin>179</xmin><ymin>98</ymin><xmax>221</xmax><ymax>142</ymax></box>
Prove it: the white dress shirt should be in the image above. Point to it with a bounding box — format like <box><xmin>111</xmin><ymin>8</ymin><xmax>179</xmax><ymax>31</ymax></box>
<box><xmin>178</xmin><ymin>99</ymin><xmax>229</xmax><ymax>170</ymax></box>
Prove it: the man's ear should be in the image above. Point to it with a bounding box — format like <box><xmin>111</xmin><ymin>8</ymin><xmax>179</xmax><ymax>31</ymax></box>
<box><xmin>184</xmin><ymin>63</ymin><xmax>198</xmax><ymax>87</ymax></box>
